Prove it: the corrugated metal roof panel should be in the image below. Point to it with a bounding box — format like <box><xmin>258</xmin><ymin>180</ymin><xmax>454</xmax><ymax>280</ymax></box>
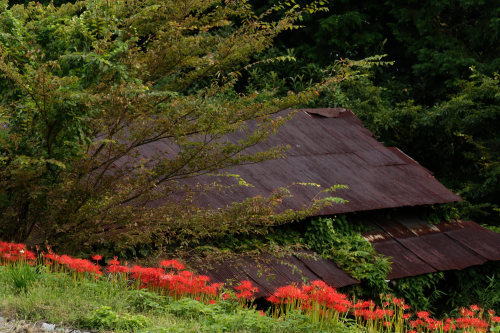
<box><xmin>398</xmin><ymin>233</ymin><xmax>486</xmax><ymax>271</ymax></box>
<box><xmin>197</xmin><ymin>252</ymin><xmax>360</xmax><ymax>298</ymax></box>
<box><xmin>363</xmin><ymin>217</ymin><xmax>499</xmax><ymax>278</ymax></box>
<box><xmin>373</xmin><ymin>240</ymin><xmax>435</xmax><ymax>279</ymax></box>
<box><xmin>139</xmin><ymin>108</ymin><xmax>461</xmax><ymax>213</ymax></box>
<box><xmin>294</xmin><ymin>251</ymin><xmax>359</xmax><ymax>288</ymax></box>
<box><xmin>445</xmin><ymin>224</ymin><xmax>500</xmax><ymax>261</ymax></box>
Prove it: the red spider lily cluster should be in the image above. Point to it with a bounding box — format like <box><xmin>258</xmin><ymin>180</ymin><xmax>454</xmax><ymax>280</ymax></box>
<box><xmin>106</xmin><ymin>257</ymin><xmax>224</xmax><ymax>301</ymax></box>
<box><xmin>266</xmin><ymin>282</ymin><xmax>499</xmax><ymax>333</ymax></box>
<box><xmin>0</xmin><ymin>242</ymin><xmax>36</xmax><ymax>264</ymax></box>
<box><xmin>235</xmin><ymin>280</ymin><xmax>259</xmax><ymax>300</ymax></box>
<box><xmin>43</xmin><ymin>253</ymin><xmax>102</xmax><ymax>276</ymax></box>
<box><xmin>406</xmin><ymin>306</ymin><xmax>499</xmax><ymax>333</ymax></box>
<box><xmin>267</xmin><ymin>280</ymin><xmax>352</xmax><ymax>322</ymax></box>
<box><xmin>1</xmin><ymin>240</ymin><xmax>499</xmax><ymax>332</ymax></box>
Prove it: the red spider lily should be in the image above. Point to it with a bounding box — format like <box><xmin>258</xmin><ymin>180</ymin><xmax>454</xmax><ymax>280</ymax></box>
<box><xmin>269</xmin><ymin>285</ymin><xmax>305</xmax><ymax>304</ymax></box>
<box><xmin>235</xmin><ymin>280</ymin><xmax>259</xmax><ymax>301</ymax></box>
<box><xmin>403</xmin><ymin>313</ymin><xmax>412</xmax><ymax>319</ymax></box>
<box><xmin>159</xmin><ymin>259</ymin><xmax>185</xmax><ymax>270</ymax></box>
<box><xmin>410</xmin><ymin>318</ymin><xmax>426</xmax><ymax>328</ymax></box>
<box><xmin>109</xmin><ymin>257</ymin><xmax>120</xmax><ymax>265</ymax></box>
<box><xmin>108</xmin><ymin>264</ymin><xmax>129</xmax><ymax>274</ymax></box>
<box><xmin>0</xmin><ymin>242</ymin><xmax>36</xmax><ymax>264</ymax></box>
<box><xmin>416</xmin><ymin>311</ymin><xmax>430</xmax><ymax>319</ymax></box>
<box><xmin>354</xmin><ymin>300</ymin><xmax>376</xmax><ymax>309</ymax></box>
<box><xmin>43</xmin><ymin>253</ymin><xmax>58</xmax><ymax>262</ymax></box>
<box><xmin>92</xmin><ymin>255</ymin><xmax>102</xmax><ymax>262</ymax></box>
<box><xmin>456</xmin><ymin>316</ymin><xmax>489</xmax><ymax>330</ymax></box>
<box><xmin>470</xmin><ymin>304</ymin><xmax>480</xmax><ymax>311</ymax></box>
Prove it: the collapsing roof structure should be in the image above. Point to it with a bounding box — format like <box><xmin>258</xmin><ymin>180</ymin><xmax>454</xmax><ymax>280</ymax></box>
<box><xmin>144</xmin><ymin>108</ymin><xmax>500</xmax><ymax>295</ymax></box>
<box><xmin>166</xmin><ymin>108</ymin><xmax>461</xmax><ymax>214</ymax></box>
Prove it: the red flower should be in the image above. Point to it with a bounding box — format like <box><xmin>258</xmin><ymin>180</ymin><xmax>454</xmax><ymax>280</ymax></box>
<box><xmin>109</xmin><ymin>256</ymin><xmax>120</xmax><ymax>265</ymax></box>
<box><xmin>417</xmin><ymin>311</ymin><xmax>430</xmax><ymax>319</ymax></box>
<box><xmin>470</xmin><ymin>304</ymin><xmax>480</xmax><ymax>311</ymax></box>
<box><xmin>92</xmin><ymin>255</ymin><xmax>102</xmax><ymax>261</ymax></box>
<box><xmin>108</xmin><ymin>264</ymin><xmax>129</xmax><ymax>273</ymax></box>
<box><xmin>159</xmin><ymin>259</ymin><xmax>185</xmax><ymax>270</ymax></box>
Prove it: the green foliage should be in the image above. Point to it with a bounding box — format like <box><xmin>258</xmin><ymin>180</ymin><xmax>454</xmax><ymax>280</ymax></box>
<box><xmin>4</xmin><ymin>263</ymin><xmax>41</xmax><ymax>293</ymax></box>
<box><xmin>164</xmin><ymin>298</ymin><xmax>357</xmax><ymax>333</ymax></box>
<box><xmin>304</xmin><ymin>216</ymin><xmax>391</xmax><ymax>293</ymax></box>
<box><xmin>127</xmin><ymin>289</ymin><xmax>171</xmax><ymax>313</ymax></box>
<box><xmin>257</xmin><ymin>0</ymin><xmax>500</xmax><ymax>104</ymax></box>
<box><xmin>439</xmin><ymin>262</ymin><xmax>500</xmax><ymax>315</ymax></box>
<box><xmin>167</xmin><ymin>298</ymin><xmax>216</xmax><ymax>319</ymax></box>
<box><xmin>83</xmin><ymin>305</ymin><xmax>150</xmax><ymax>331</ymax></box>
<box><xmin>390</xmin><ymin>273</ymin><xmax>445</xmax><ymax>313</ymax></box>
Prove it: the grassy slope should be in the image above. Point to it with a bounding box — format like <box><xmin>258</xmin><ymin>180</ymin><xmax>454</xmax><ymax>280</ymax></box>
<box><xmin>0</xmin><ymin>265</ymin><xmax>356</xmax><ymax>333</ymax></box>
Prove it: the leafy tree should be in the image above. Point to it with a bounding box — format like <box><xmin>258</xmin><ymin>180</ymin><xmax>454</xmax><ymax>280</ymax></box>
<box><xmin>254</xmin><ymin>0</ymin><xmax>500</xmax><ymax>104</ymax></box>
<box><xmin>0</xmin><ymin>0</ymin><xmax>342</xmax><ymax>252</ymax></box>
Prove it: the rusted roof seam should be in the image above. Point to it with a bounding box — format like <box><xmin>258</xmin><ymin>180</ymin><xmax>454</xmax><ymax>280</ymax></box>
<box><xmin>374</xmin><ymin>221</ymin><xmax>441</xmax><ymax>273</ymax></box>
<box><xmin>442</xmin><ymin>231</ymin><xmax>489</xmax><ymax>263</ymax></box>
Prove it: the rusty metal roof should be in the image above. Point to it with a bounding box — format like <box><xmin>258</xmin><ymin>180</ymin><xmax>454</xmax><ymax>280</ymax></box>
<box><xmin>197</xmin><ymin>251</ymin><xmax>359</xmax><ymax>298</ymax></box>
<box><xmin>146</xmin><ymin>108</ymin><xmax>461</xmax><ymax>213</ymax></box>
<box><xmin>362</xmin><ymin>217</ymin><xmax>500</xmax><ymax>279</ymax></box>
<box><xmin>195</xmin><ymin>219</ymin><xmax>499</xmax><ymax>296</ymax></box>
<box><xmin>135</xmin><ymin>108</ymin><xmax>498</xmax><ymax>293</ymax></box>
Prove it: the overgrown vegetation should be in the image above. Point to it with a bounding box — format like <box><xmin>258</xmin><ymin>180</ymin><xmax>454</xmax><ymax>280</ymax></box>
<box><xmin>1</xmin><ymin>0</ymin><xmax>499</xmax><ymax>325</ymax></box>
<box><xmin>0</xmin><ymin>0</ymin><xmax>348</xmax><ymax>253</ymax></box>
<box><xmin>304</xmin><ymin>216</ymin><xmax>391</xmax><ymax>294</ymax></box>
<box><xmin>1</xmin><ymin>244</ymin><xmax>498</xmax><ymax>332</ymax></box>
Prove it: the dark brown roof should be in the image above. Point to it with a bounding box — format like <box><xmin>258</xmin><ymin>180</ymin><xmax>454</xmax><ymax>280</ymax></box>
<box><xmin>149</xmin><ymin>108</ymin><xmax>461</xmax><ymax>213</ymax></box>
<box><xmin>135</xmin><ymin>108</ymin><xmax>498</xmax><ymax>294</ymax></box>
<box><xmin>197</xmin><ymin>251</ymin><xmax>359</xmax><ymax>298</ymax></box>
<box><xmin>197</xmin><ymin>219</ymin><xmax>500</xmax><ymax>296</ymax></box>
<box><xmin>363</xmin><ymin>218</ymin><xmax>500</xmax><ymax>279</ymax></box>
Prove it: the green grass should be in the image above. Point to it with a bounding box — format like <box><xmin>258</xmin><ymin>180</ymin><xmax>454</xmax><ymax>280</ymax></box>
<box><xmin>0</xmin><ymin>264</ymin><xmax>358</xmax><ymax>332</ymax></box>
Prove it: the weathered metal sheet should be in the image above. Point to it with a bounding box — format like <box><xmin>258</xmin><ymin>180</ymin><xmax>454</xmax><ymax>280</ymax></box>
<box><xmin>140</xmin><ymin>108</ymin><xmax>461</xmax><ymax>213</ymax></box>
<box><xmin>398</xmin><ymin>233</ymin><xmax>486</xmax><ymax>271</ymax></box>
<box><xmin>363</xmin><ymin>217</ymin><xmax>499</xmax><ymax>277</ymax></box>
<box><xmin>197</xmin><ymin>252</ymin><xmax>359</xmax><ymax>298</ymax></box>
<box><xmin>294</xmin><ymin>250</ymin><xmax>359</xmax><ymax>287</ymax></box>
<box><xmin>445</xmin><ymin>224</ymin><xmax>500</xmax><ymax>261</ymax></box>
<box><xmin>372</xmin><ymin>240</ymin><xmax>435</xmax><ymax>279</ymax></box>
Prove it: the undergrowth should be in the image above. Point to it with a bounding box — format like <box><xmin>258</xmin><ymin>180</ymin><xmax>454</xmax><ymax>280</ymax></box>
<box><xmin>0</xmin><ymin>265</ymin><xmax>359</xmax><ymax>332</ymax></box>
